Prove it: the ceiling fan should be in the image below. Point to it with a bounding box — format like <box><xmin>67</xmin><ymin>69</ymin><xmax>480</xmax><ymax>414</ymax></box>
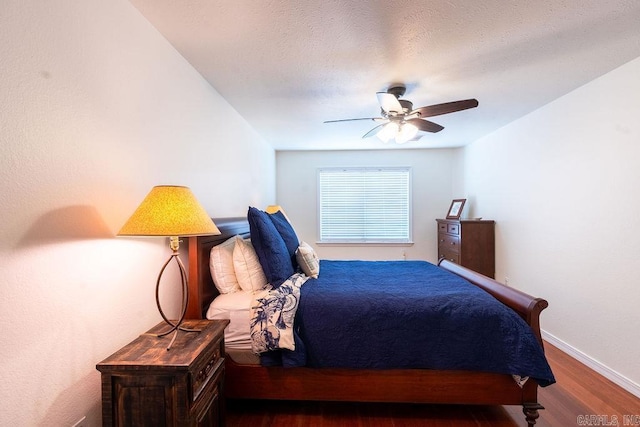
<box><xmin>324</xmin><ymin>85</ymin><xmax>478</xmax><ymax>144</ymax></box>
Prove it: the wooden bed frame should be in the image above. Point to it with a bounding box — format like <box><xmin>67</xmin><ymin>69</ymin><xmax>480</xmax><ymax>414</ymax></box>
<box><xmin>184</xmin><ymin>217</ymin><xmax>550</xmax><ymax>426</ymax></box>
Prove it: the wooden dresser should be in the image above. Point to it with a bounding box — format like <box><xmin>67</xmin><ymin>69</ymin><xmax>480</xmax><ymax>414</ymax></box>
<box><xmin>436</xmin><ymin>219</ymin><xmax>495</xmax><ymax>278</ymax></box>
<box><xmin>97</xmin><ymin>319</ymin><xmax>229</xmax><ymax>427</ymax></box>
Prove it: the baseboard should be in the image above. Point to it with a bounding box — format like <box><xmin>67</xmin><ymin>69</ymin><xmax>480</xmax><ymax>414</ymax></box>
<box><xmin>542</xmin><ymin>330</ymin><xmax>640</xmax><ymax>398</ymax></box>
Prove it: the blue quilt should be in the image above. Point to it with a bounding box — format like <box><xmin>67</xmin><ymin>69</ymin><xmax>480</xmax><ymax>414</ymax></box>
<box><xmin>260</xmin><ymin>260</ymin><xmax>555</xmax><ymax>387</ymax></box>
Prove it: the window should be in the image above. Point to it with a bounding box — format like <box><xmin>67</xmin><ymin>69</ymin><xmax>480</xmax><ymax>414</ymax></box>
<box><xmin>318</xmin><ymin>167</ymin><xmax>412</xmax><ymax>244</ymax></box>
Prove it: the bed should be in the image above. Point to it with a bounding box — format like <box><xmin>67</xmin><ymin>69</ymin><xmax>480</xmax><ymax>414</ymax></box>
<box><xmin>184</xmin><ymin>215</ymin><xmax>554</xmax><ymax>426</ymax></box>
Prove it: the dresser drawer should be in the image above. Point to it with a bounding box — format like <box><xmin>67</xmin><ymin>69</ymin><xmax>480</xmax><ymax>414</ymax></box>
<box><xmin>438</xmin><ymin>223</ymin><xmax>447</xmax><ymax>233</ymax></box>
<box><xmin>438</xmin><ymin>234</ymin><xmax>460</xmax><ymax>253</ymax></box>
<box><xmin>439</xmin><ymin>248</ymin><xmax>460</xmax><ymax>264</ymax></box>
<box><xmin>447</xmin><ymin>223</ymin><xmax>460</xmax><ymax>235</ymax></box>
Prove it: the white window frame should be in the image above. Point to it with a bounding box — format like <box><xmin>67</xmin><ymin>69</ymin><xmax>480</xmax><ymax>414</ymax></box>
<box><xmin>317</xmin><ymin>167</ymin><xmax>412</xmax><ymax>244</ymax></box>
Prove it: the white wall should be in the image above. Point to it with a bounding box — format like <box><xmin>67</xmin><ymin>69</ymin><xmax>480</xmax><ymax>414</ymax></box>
<box><xmin>0</xmin><ymin>1</ymin><xmax>275</xmax><ymax>426</ymax></box>
<box><xmin>458</xmin><ymin>57</ymin><xmax>640</xmax><ymax>392</ymax></box>
<box><xmin>276</xmin><ymin>149</ymin><xmax>458</xmax><ymax>261</ymax></box>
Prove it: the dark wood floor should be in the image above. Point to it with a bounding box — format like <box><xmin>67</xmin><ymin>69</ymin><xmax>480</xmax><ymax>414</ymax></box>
<box><xmin>225</xmin><ymin>343</ymin><xmax>640</xmax><ymax>426</ymax></box>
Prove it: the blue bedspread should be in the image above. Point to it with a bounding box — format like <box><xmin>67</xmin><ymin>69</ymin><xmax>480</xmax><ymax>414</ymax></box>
<box><xmin>262</xmin><ymin>260</ymin><xmax>555</xmax><ymax>387</ymax></box>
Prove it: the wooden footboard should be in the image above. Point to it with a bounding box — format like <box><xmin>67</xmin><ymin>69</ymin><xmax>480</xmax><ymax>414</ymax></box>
<box><xmin>437</xmin><ymin>259</ymin><xmax>548</xmax><ymax>347</ymax></box>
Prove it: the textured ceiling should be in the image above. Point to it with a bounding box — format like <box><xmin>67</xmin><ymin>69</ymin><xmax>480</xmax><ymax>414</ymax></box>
<box><xmin>129</xmin><ymin>0</ymin><xmax>640</xmax><ymax>150</ymax></box>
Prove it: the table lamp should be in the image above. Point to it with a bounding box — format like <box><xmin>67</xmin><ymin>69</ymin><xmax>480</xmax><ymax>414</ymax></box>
<box><xmin>118</xmin><ymin>185</ymin><xmax>220</xmax><ymax>350</ymax></box>
<box><xmin>265</xmin><ymin>204</ymin><xmax>290</xmax><ymax>221</ymax></box>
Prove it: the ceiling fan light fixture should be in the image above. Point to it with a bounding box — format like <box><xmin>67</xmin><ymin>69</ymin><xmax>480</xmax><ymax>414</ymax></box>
<box><xmin>325</xmin><ymin>84</ymin><xmax>478</xmax><ymax>143</ymax></box>
<box><xmin>377</xmin><ymin>122</ymin><xmax>399</xmax><ymax>143</ymax></box>
<box><xmin>396</xmin><ymin>123</ymin><xmax>419</xmax><ymax>144</ymax></box>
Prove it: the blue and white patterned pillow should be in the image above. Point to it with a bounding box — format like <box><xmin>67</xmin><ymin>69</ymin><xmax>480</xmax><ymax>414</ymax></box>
<box><xmin>250</xmin><ymin>273</ymin><xmax>309</xmax><ymax>353</ymax></box>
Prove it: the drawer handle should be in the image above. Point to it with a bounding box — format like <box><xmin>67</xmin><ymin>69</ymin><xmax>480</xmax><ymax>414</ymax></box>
<box><xmin>196</xmin><ymin>351</ymin><xmax>220</xmax><ymax>383</ymax></box>
<box><xmin>199</xmin><ymin>359</ymin><xmax>215</xmax><ymax>381</ymax></box>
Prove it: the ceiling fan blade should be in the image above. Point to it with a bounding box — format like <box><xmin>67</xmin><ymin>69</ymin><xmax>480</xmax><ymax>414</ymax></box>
<box><xmin>411</xmin><ymin>99</ymin><xmax>479</xmax><ymax>118</ymax></box>
<box><xmin>376</xmin><ymin>92</ymin><xmax>403</xmax><ymax>115</ymax></box>
<box><xmin>324</xmin><ymin>117</ymin><xmax>379</xmax><ymax>123</ymax></box>
<box><xmin>362</xmin><ymin>124</ymin><xmax>385</xmax><ymax>138</ymax></box>
<box><xmin>406</xmin><ymin>118</ymin><xmax>444</xmax><ymax>133</ymax></box>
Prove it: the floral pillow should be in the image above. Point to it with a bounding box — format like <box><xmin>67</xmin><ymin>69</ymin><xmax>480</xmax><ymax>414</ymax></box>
<box><xmin>250</xmin><ymin>273</ymin><xmax>308</xmax><ymax>353</ymax></box>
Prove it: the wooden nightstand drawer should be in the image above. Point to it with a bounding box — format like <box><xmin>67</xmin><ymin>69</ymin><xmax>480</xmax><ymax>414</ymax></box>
<box><xmin>192</xmin><ymin>365</ymin><xmax>223</xmax><ymax>423</ymax></box>
<box><xmin>192</xmin><ymin>342</ymin><xmax>223</xmax><ymax>402</ymax></box>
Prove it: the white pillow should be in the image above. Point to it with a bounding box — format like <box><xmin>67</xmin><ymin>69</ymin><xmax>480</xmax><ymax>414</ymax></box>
<box><xmin>206</xmin><ymin>291</ymin><xmax>254</xmax><ymax>349</ymax></box>
<box><xmin>209</xmin><ymin>236</ymin><xmax>240</xmax><ymax>294</ymax></box>
<box><xmin>296</xmin><ymin>241</ymin><xmax>320</xmax><ymax>278</ymax></box>
<box><xmin>233</xmin><ymin>236</ymin><xmax>270</xmax><ymax>292</ymax></box>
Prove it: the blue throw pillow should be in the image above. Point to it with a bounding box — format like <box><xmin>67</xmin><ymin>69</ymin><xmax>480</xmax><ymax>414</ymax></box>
<box><xmin>268</xmin><ymin>210</ymin><xmax>299</xmax><ymax>269</ymax></box>
<box><xmin>247</xmin><ymin>207</ymin><xmax>295</xmax><ymax>288</ymax></box>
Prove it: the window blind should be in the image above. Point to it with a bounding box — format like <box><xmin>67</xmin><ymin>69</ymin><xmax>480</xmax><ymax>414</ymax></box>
<box><xmin>318</xmin><ymin>167</ymin><xmax>411</xmax><ymax>243</ymax></box>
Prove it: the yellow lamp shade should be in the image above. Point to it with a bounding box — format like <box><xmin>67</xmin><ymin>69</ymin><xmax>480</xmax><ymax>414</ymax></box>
<box><xmin>265</xmin><ymin>205</ymin><xmax>283</xmax><ymax>214</ymax></box>
<box><xmin>118</xmin><ymin>186</ymin><xmax>220</xmax><ymax>237</ymax></box>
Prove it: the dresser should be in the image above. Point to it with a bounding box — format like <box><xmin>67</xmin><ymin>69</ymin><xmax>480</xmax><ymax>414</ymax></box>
<box><xmin>97</xmin><ymin>319</ymin><xmax>229</xmax><ymax>427</ymax></box>
<box><xmin>436</xmin><ymin>219</ymin><xmax>495</xmax><ymax>278</ymax></box>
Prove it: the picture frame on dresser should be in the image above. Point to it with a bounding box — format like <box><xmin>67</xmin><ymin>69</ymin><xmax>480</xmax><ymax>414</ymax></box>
<box><xmin>446</xmin><ymin>199</ymin><xmax>466</xmax><ymax>219</ymax></box>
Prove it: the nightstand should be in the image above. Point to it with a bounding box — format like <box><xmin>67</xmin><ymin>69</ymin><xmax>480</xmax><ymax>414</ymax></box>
<box><xmin>97</xmin><ymin>319</ymin><xmax>229</xmax><ymax>427</ymax></box>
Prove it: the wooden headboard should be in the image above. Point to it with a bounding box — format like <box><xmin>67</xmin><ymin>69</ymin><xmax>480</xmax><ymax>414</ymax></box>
<box><xmin>185</xmin><ymin>217</ymin><xmax>250</xmax><ymax>319</ymax></box>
